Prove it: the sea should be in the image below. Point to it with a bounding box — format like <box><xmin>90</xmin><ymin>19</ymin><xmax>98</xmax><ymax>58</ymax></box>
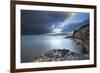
<box><xmin>21</xmin><ymin>34</ymin><xmax>82</xmax><ymax>63</ymax></box>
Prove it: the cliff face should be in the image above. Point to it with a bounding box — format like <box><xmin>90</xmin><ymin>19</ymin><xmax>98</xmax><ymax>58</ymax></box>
<box><xmin>72</xmin><ymin>24</ymin><xmax>89</xmax><ymax>54</ymax></box>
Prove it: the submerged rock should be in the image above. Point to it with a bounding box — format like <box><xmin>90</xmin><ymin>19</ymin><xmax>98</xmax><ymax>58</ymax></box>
<box><xmin>33</xmin><ymin>49</ymin><xmax>89</xmax><ymax>62</ymax></box>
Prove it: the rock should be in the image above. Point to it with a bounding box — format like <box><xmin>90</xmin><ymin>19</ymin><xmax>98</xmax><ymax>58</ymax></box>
<box><xmin>33</xmin><ymin>49</ymin><xmax>88</xmax><ymax>62</ymax></box>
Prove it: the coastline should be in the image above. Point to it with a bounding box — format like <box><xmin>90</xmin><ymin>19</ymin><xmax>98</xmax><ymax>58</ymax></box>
<box><xmin>32</xmin><ymin>24</ymin><xmax>89</xmax><ymax>62</ymax></box>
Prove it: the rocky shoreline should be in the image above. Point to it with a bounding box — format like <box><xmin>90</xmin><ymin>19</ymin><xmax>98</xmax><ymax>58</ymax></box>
<box><xmin>33</xmin><ymin>49</ymin><xmax>89</xmax><ymax>62</ymax></box>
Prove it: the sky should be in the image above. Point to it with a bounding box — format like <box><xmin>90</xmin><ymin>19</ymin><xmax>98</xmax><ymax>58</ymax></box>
<box><xmin>21</xmin><ymin>10</ymin><xmax>89</xmax><ymax>35</ymax></box>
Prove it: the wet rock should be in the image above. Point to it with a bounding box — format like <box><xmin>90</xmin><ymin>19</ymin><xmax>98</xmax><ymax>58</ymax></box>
<box><xmin>33</xmin><ymin>49</ymin><xmax>88</xmax><ymax>62</ymax></box>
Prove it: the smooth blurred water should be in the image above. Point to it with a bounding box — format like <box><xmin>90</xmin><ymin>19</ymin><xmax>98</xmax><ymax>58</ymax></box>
<box><xmin>21</xmin><ymin>35</ymin><xmax>82</xmax><ymax>63</ymax></box>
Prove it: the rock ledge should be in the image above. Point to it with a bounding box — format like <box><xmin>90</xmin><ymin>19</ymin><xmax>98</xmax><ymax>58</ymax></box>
<box><xmin>33</xmin><ymin>49</ymin><xmax>89</xmax><ymax>62</ymax></box>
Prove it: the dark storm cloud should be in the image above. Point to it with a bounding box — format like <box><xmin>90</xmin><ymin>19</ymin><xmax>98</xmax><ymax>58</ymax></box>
<box><xmin>21</xmin><ymin>10</ymin><xmax>71</xmax><ymax>35</ymax></box>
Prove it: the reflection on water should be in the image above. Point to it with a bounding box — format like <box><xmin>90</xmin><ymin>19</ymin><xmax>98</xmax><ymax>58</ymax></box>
<box><xmin>21</xmin><ymin>35</ymin><xmax>82</xmax><ymax>63</ymax></box>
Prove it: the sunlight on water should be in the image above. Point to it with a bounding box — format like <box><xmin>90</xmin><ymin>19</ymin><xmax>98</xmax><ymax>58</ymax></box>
<box><xmin>50</xmin><ymin>39</ymin><xmax>62</xmax><ymax>48</ymax></box>
<box><xmin>21</xmin><ymin>35</ymin><xmax>82</xmax><ymax>62</ymax></box>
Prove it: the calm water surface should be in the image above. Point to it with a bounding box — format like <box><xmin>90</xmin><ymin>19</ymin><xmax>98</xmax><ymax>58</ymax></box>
<box><xmin>21</xmin><ymin>35</ymin><xmax>82</xmax><ymax>63</ymax></box>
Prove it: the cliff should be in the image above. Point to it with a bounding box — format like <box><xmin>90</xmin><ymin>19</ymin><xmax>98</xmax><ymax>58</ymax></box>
<box><xmin>72</xmin><ymin>24</ymin><xmax>89</xmax><ymax>54</ymax></box>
